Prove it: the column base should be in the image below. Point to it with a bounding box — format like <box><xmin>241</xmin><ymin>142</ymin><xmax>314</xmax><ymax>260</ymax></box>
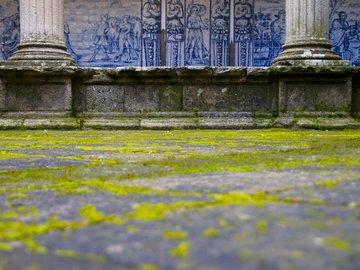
<box><xmin>273</xmin><ymin>41</ymin><xmax>350</xmax><ymax>66</ymax></box>
<box><xmin>9</xmin><ymin>43</ymin><xmax>76</xmax><ymax>67</ymax></box>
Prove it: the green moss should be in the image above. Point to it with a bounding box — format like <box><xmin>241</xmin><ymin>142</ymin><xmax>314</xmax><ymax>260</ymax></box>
<box><xmin>170</xmin><ymin>242</ymin><xmax>190</xmax><ymax>258</ymax></box>
<box><xmin>25</xmin><ymin>265</ymin><xmax>42</xmax><ymax>270</ymax></box>
<box><xmin>0</xmin><ymin>242</ymin><xmax>12</xmax><ymax>251</ymax></box>
<box><xmin>202</xmin><ymin>228</ymin><xmax>219</xmax><ymax>238</ymax></box>
<box><xmin>141</xmin><ymin>264</ymin><xmax>160</xmax><ymax>270</ymax></box>
<box><xmin>8</xmin><ymin>193</ymin><xmax>29</xmax><ymax>199</ymax></box>
<box><xmin>127</xmin><ymin>225</ymin><xmax>141</xmax><ymax>233</ymax></box>
<box><xmin>164</xmin><ymin>230</ymin><xmax>188</xmax><ymax>240</ymax></box>
<box><xmin>256</xmin><ymin>220</ymin><xmax>268</xmax><ymax>235</ymax></box>
<box><xmin>0</xmin><ymin>151</ymin><xmax>44</xmax><ymax>160</ymax></box>
<box><xmin>80</xmin><ymin>204</ymin><xmax>124</xmax><ymax>225</ymax></box>
<box><xmin>55</xmin><ymin>249</ymin><xmax>107</xmax><ymax>263</ymax></box>
<box><xmin>315</xmin><ymin>237</ymin><xmax>353</xmax><ymax>252</ymax></box>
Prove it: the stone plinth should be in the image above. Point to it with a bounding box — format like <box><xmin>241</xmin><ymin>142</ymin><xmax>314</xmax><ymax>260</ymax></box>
<box><xmin>353</xmin><ymin>69</ymin><xmax>360</xmax><ymax>118</ymax></box>
<box><xmin>0</xmin><ymin>65</ymin><xmax>76</xmax><ymax>116</ymax></box>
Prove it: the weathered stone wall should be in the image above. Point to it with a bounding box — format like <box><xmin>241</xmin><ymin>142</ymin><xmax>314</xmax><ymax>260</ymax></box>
<box><xmin>353</xmin><ymin>70</ymin><xmax>360</xmax><ymax>118</ymax></box>
<box><xmin>0</xmin><ymin>65</ymin><xmax>358</xmax><ymax>129</ymax></box>
<box><xmin>72</xmin><ymin>67</ymin><xmax>278</xmax><ymax>116</ymax></box>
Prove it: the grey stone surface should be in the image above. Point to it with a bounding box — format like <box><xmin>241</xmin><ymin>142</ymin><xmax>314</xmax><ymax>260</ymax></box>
<box><xmin>23</xmin><ymin>119</ymin><xmax>80</xmax><ymax>129</ymax></box>
<box><xmin>119</xmin><ymin>170</ymin><xmax>360</xmax><ymax>194</ymax></box>
<box><xmin>353</xmin><ymin>75</ymin><xmax>360</xmax><ymax>115</ymax></box>
<box><xmin>124</xmin><ymin>86</ymin><xmax>159</xmax><ymax>112</ymax></box>
<box><xmin>6</xmin><ymin>83</ymin><xmax>72</xmax><ymax>112</ymax></box>
<box><xmin>0</xmin><ymin>128</ymin><xmax>360</xmax><ymax>270</ymax></box>
<box><xmin>279</xmin><ymin>78</ymin><xmax>352</xmax><ymax>112</ymax></box>
<box><xmin>140</xmin><ymin>119</ymin><xmax>197</xmax><ymax>129</ymax></box>
<box><xmin>159</xmin><ymin>86</ymin><xmax>183</xmax><ymax>111</ymax></box>
<box><xmin>86</xmin><ymin>85</ymin><xmax>124</xmax><ymax>112</ymax></box>
<box><xmin>83</xmin><ymin>119</ymin><xmax>140</xmax><ymax>129</ymax></box>
<box><xmin>198</xmin><ymin>117</ymin><xmax>256</xmax><ymax>129</ymax></box>
<box><xmin>183</xmin><ymin>85</ymin><xmax>277</xmax><ymax>112</ymax></box>
<box><xmin>0</xmin><ymin>67</ymin><xmax>358</xmax><ymax>120</ymax></box>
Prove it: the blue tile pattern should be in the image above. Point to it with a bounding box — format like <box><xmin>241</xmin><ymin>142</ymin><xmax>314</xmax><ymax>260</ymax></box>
<box><xmin>330</xmin><ymin>0</ymin><xmax>360</xmax><ymax>66</ymax></box>
<box><xmin>142</xmin><ymin>0</ymin><xmax>162</xmax><ymax>66</ymax></box>
<box><xmin>1</xmin><ymin>0</ymin><xmax>360</xmax><ymax>67</ymax></box>
<box><xmin>253</xmin><ymin>0</ymin><xmax>285</xmax><ymax>66</ymax></box>
<box><xmin>234</xmin><ymin>0</ymin><xmax>254</xmax><ymax>66</ymax></box>
<box><xmin>166</xmin><ymin>0</ymin><xmax>186</xmax><ymax>66</ymax></box>
<box><xmin>185</xmin><ymin>0</ymin><xmax>210</xmax><ymax>66</ymax></box>
<box><xmin>0</xmin><ymin>1</ymin><xmax>19</xmax><ymax>61</ymax></box>
<box><xmin>211</xmin><ymin>0</ymin><xmax>230</xmax><ymax>66</ymax></box>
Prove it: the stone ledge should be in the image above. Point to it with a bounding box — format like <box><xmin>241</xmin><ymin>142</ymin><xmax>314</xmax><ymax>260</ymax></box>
<box><xmin>83</xmin><ymin>119</ymin><xmax>140</xmax><ymax>129</ymax></box>
<box><xmin>0</xmin><ymin>115</ymin><xmax>358</xmax><ymax>130</ymax></box>
<box><xmin>74</xmin><ymin>66</ymin><xmax>271</xmax><ymax>85</ymax></box>
<box><xmin>295</xmin><ymin>118</ymin><xmax>360</xmax><ymax>130</ymax></box>
<box><xmin>141</xmin><ymin>119</ymin><xmax>198</xmax><ymax>129</ymax></box>
<box><xmin>0</xmin><ymin>118</ymin><xmax>80</xmax><ymax>130</ymax></box>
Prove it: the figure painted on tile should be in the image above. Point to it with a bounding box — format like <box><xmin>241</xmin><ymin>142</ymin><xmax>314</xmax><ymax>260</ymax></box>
<box><xmin>142</xmin><ymin>0</ymin><xmax>161</xmax><ymax>66</ymax></box>
<box><xmin>186</xmin><ymin>1</ymin><xmax>209</xmax><ymax>66</ymax></box>
<box><xmin>167</xmin><ymin>0</ymin><xmax>185</xmax><ymax>41</ymax></box>
<box><xmin>211</xmin><ymin>0</ymin><xmax>230</xmax><ymax>66</ymax></box>
<box><xmin>330</xmin><ymin>11</ymin><xmax>351</xmax><ymax>59</ymax></box>
<box><xmin>166</xmin><ymin>0</ymin><xmax>185</xmax><ymax>66</ymax></box>
<box><xmin>64</xmin><ymin>23</ymin><xmax>80</xmax><ymax>61</ymax></box>
<box><xmin>114</xmin><ymin>16</ymin><xmax>139</xmax><ymax>63</ymax></box>
<box><xmin>130</xmin><ymin>17</ymin><xmax>142</xmax><ymax>52</ymax></box>
<box><xmin>347</xmin><ymin>21</ymin><xmax>360</xmax><ymax>64</ymax></box>
<box><xmin>107</xmin><ymin>17</ymin><xmax>119</xmax><ymax>54</ymax></box>
<box><xmin>267</xmin><ymin>9</ymin><xmax>285</xmax><ymax>65</ymax></box>
<box><xmin>0</xmin><ymin>14</ymin><xmax>20</xmax><ymax>60</ymax></box>
<box><xmin>89</xmin><ymin>14</ymin><xmax>110</xmax><ymax>62</ymax></box>
<box><xmin>234</xmin><ymin>0</ymin><xmax>253</xmax><ymax>66</ymax></box>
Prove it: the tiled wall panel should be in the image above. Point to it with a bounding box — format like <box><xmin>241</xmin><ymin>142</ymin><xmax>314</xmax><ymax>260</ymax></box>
<box><xmin>0</xmin><ymin>0</ymin><xmax>19</xmax><ymax>61</ymax></box>
<box><xmin>1</xmin><ymin>0</ymin><xmax>359</xmax><ymax>67</ymax></box>
<box><xmin>330</xmin><ymin>0</ymin><xmax>360</xmax><ymax>66</ymax></box>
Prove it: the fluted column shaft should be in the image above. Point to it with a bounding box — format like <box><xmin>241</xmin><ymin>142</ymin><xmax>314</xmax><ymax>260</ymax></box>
<box><xmin>274</xmin><ymin>0</ymin><xmax>347</xmax><ymax>66</ymax></box>
<box><xmin>10</xmin><ymin>0</ymin><xmax>75</xmax><ymax>65</ymax></box>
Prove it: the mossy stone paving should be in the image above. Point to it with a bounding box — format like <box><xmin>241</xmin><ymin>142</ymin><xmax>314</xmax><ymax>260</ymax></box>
<box><xmin>0</xmin><ymin>130</ymin><xmax>359</xmax><ymax>270</ymax></box>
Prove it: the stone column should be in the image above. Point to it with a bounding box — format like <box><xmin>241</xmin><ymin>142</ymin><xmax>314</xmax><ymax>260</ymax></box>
<box><xmin>9</xmin><ymin>0</ymin><xmax>75</xmax><ymax>66</ymax></box>
<box><xmin>273</xmin><ymin>0</ymin><xmax>348</xmax><ymax>66</ymax></box>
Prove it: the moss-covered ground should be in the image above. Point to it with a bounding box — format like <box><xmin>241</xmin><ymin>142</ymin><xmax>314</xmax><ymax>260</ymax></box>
<box><xmin>0</xmin><ymin>129</ymin><xmax>359</xmax><ymax>270</ymax></box>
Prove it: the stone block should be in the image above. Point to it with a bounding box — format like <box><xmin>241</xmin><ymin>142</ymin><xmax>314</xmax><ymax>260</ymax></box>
<box><xmin>183</xmin><ymin>84</ymin><xmax>277</xmax><ymax>112</ymax></box>
<box><xmin>279</xmin><ymin>77</ymin><xmax>352</xmax><ymax>112</ymax></box>
<box><xmin>141</xmin><ymin>119</ymin><xmax>198</xmax><ymax>129</ymax></box>
<box><xmin>0</xmin><ymin>80</ymin><xmax>5</xmax><ymax>111</ymax></box>
<box><xmin>0</xmin><ymin>119</ymin><xmax>23</xmax><ymax>129</ymax></box>
<box><xmin>198</xmin><ymin>117</ymin><xmax>256</xmax><ymax>129</ymax></box>
<box><xmin>159</xmin><ymin>85</ymin><xmax>183</xmax><ymax>111</ymax></box>
<box><xmin>295</xmin><ymin>118</ymin><xmax>360</xmax><ymax>130</ymax></box>
<box><xmin>124</xmin><ymin>86</ymin><xmax>159</xmax><ymax>112</ymax></box>
<box><xmin>5</xmin><ymin>83</ymin><xmax>72</xmax><ymax>112</ymax></box>
<box><xmin>23</xmin><ymin>119</ymin><xmax>80</xmax><ymax>129</ymax></box>
<box><xmin>83</xmin><ymin>119</ymin><xmax>140</xmax><ymax>129</ymax></box>
<box><xmin>353</xmin><ymin>75</ymin><xmax>360</xmax><ymax>117</ymax></box>
<box><xmin>85</xmin><ymin>85</ymin><xmax>124</xmax><ymax>112</ymax></box>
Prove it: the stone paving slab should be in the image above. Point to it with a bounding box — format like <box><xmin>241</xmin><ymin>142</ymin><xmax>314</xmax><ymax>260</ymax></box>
<box><xmin>119</xmin><ymin>170</ymin><xmax>360</xmax><ymax>194</ymax></box>
<box><xmin>0</xmin><ymin>130</ymin><xmax>359</xmax><ymax>270</ymax></box>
